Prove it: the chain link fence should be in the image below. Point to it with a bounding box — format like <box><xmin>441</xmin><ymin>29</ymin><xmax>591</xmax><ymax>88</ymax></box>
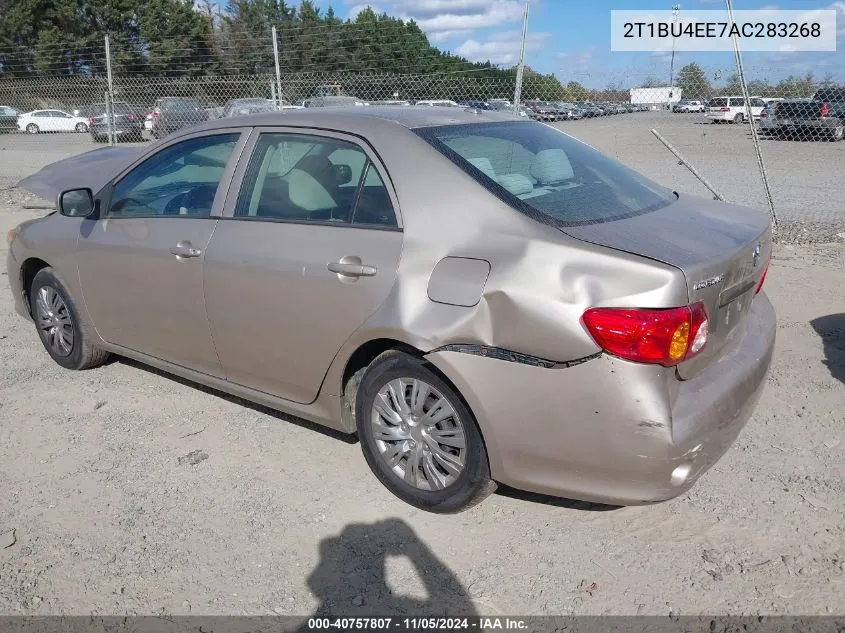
<box><xmin>1</xmin><ymin>31</ymin><xmax>843</xmax><ymax>243</ymax></box>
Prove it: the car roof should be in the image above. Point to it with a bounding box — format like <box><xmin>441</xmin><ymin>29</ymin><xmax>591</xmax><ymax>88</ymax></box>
<box><xmin>184</xmin><ymin>106</ymin><xmax>522</xmax><ymax>133</ymax></box>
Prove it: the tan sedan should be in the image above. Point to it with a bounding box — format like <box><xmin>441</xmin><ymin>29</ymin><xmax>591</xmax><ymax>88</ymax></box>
<box><xmin>7</xmin><ymin>108</ymin><xmax>775</xmax><ymax>512</ymax></box>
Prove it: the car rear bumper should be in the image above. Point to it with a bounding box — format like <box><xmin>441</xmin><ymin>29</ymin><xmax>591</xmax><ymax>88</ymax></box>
<box><xmin>776</xmin><ymin>118</ymin><xmax>838</xmax><ymax>131</ymax></box>
<box><xmin>90</xmin><ymin>124</ymin><xmax>142</xmax><ymax>137</ymax></box>
<box><xmin>425</xmin><ymin>292</ymin><xmax>775</xmax><ymax>506</ymax></box>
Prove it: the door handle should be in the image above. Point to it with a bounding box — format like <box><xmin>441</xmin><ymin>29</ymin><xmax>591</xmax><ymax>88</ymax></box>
<box><xmin>327</xmin><ymin>258</ymin><xmax>377</xmax><ymax>278</ymax></box>
<box><xmin>170</xmin><ymin>240</ymin><xmax>202</xmax><ymax>259</ymax></box>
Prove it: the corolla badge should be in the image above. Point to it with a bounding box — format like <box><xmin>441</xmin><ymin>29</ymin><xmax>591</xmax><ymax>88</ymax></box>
<box><xmin>693</xmin><ymin>275</ymin><xmax>723</xmax><ymax>291</ymax></box>
<box><xmin>752</xmin><ymin>244</ymin><xmax>761</xmax><ymax>268</ymax></box>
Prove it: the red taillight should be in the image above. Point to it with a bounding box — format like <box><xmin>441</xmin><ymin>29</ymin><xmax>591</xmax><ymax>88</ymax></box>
<box><xmin>821</xmin><ymin>103</ymin><xmax>830</xmax><ymax>117</ymax></box>
<box><xmin>582</xmin><ymin>302</ymin><xmax>709</xmax><ymax>367</ymax></box>
<box><xmin>760</xmin><ymin>111</ymin><xmax>767</xmax><ymax>118</ymax></box>
<box><xmin>755</xmin><ymin>263</ymin><xmax>769</xmax><ymax>294</ymax></box>
<box><xmin>88</xmin><ymin>118</ymin><xmax>95</xmax><ymax>125</ymax></box>
<box><xmin>128</xmin><ymin>113</ymin><xmax>136</xmax><ymax>121</ymax></box>
<box><xmin>152</xmin><ymin>111</ymin><xmax>159</xmax><ymax>118</ymax></box>
<box><xmin>720</xmin><ymin>107</ymin><xmax>730</xmax><ymax>112</ymax></box>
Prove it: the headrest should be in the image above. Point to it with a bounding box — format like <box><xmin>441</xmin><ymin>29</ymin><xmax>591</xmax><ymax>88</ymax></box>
<box><xmin>495</xmin><ymin>173</ymin><xmax>533</xmax><ymax>196</ymax></box>
<box><xmin>530</xmin><ymin>149</ymin><xmax>574</xmax><ymax>185</ymax></box>
<box><xmin>467</xmin><ymin>157</ymin><xmax>496</xmax><ymax>180</ymax></box>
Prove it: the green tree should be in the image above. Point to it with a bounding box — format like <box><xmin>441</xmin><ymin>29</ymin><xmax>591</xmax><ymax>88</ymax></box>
<box><xmin>676</xmin><ymin>62</ymin><xmax>710</xmax><ymax>98</ymax></box>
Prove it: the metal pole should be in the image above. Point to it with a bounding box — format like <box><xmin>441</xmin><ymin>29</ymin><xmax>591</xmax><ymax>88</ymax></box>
<box><xmin>104</xmin><ymin>35</ymin><xmax>115</xmax><ymax>146</ymax></box>
<box><xmin>669</xmin><ymin>4</ymin><xmax>680</xmax><ymax>105</ymax></box>
<box><xmin>272</xmin><ymin>26</ymin><xmax>283</xmax><ymax>109</ymax></box>
<box><xmin>651</xmin><ymin>129</ymin><xmax>725</xmax><ymax>201</ymax></box>
<box><xmin>512</xmin><ymin>0</ymin><xmax>530</xmax><ymax>114</ymax></box>
<box><xmin>725</xmin><ymin>0</ymin><xmax>778</xmax><ymax>233</ymax></box>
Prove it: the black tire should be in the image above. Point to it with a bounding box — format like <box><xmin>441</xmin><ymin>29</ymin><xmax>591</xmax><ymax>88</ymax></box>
<box><xmin>29</xmin><ymin>268</ymin><xmax>110</xmax><ymax>371</ymax></box>
<box><xmin>26</xmin><ymin>123</ymin><xmax>39</xmax><ymax>134</ymax></box>
<box><xmin>733</xmin><ymin>113</ymin><xmax>744</xmax><ymax>124</ymax></box>
<box><xmin>75</xmin><ymin>122</ymin><xmax>88</xmax><ymax>133</ymax></box>
<box><xmin>828</xmin><ymin>124</ymin><xmax>843</xmax><ymax>142</ymax></box>
<box><xmin>355</xmin><ymin>351</ymin><xmax>495</xmax><ymax>513</ymax></box>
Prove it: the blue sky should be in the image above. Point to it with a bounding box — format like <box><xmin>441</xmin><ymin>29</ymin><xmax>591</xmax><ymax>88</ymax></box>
<box><xmin>329</xmin><ymin>0</ymin><xmax>844</xmax><ymax>87</ymax></box>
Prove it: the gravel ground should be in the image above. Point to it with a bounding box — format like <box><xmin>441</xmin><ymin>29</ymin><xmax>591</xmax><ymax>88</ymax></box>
<box><xmin>0</xmin><ymin>121</ymin><xmax>844</xmax><ymax>618</ymax></box>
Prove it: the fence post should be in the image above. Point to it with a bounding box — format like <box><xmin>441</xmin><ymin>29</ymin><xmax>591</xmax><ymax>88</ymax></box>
<box><xmin>725</xmin><ymin>0</ymin><xmax>778</xmax><ymax>234</ymax></box>
<box><xmin>104</xmin><ymin>34</ymin><xmax>115</xmax><ymax>146</ymax></box>
<box><xmin>512</xmin><ymin>0</ymin><xmax>530</xmax><ymax>114</ymax></box>
<box><xmin>272</xmin><ymin>26</ymin><xmax>283</xmax><ymax>108</ymax></box>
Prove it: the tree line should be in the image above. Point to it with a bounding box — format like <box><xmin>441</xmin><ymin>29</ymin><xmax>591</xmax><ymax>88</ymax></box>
<box><xmin>0</xmin><ymin>0</ymin><xmax>580</xmax><ymax>102</ymax></box>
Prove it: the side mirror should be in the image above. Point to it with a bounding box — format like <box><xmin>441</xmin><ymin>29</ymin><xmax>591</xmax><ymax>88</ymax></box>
<box><xmin>58</xmin><ymin>188</ymin><xmax>95</xmax><ymax>218</ymax></box>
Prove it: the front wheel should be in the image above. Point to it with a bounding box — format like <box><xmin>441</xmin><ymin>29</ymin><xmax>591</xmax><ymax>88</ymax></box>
<box><xmin>30</xmin><ymin>268</ymin><xmax>110</xmax><ymax>370</ymax></box>
<box><xmin>355</xmin><ymin>351</ymin><xmax>495</xmax><ymax>513</ymax></box>
<box><xmin>733</xmin><ymin>113</ymin><xmax>744</xmax><ymax>124</ymax></box>
<box><xmin>75</xmin><ymin>122</ymin><xmax>88</xmax><ymax>133</ymax></box>
<box><xmin>26</xmin><ymin>123</ymin><xmax>39</xmax><ymax>134</ymax></box>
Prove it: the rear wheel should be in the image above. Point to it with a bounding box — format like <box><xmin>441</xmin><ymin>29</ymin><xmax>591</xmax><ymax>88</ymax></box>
<box><xmin>355</xmin><ymin>351</ymin><xmax>495</xmax><ymax>513</ymax></box>
<box><xmin>30</xmin><ymin>268</ymin><xmax>110</xmax><ymax>371</ymax></box>
<box><xmin>75</xmin><ymin>122</ymin><xmax>88</xmax><ymax>133</ymax></box>
<box><xmin>733</xmin><ymin>113</ymin><xmax>744</xmax><ymax>124</ymax></box>
<box><xmin>829</xmin><ymin>124</ymin><xmax>844</xmax><ymax>142</ymax></box>
<box><xmin>26</xmin><ymin>123</ymin><xmax>39</xmax><ymax>134</ymax></box>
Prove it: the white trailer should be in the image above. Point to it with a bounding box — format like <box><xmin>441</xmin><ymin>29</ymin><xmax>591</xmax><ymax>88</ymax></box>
<box><xmin>629</xmin><ymin>86</ymin><xmax>682</xmax><ymax>109</ymax></box>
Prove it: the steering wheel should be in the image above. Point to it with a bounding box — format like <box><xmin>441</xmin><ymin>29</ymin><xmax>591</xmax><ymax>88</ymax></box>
<box><xmin>163</xmin><ymin>192</ymin><xmax>189</xmax><ymax>216</ymax></box>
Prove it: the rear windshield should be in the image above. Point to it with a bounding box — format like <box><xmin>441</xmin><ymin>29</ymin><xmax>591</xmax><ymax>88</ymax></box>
<box><xmin>161</xmin><ymin>99</ymin><xmax>201</xmax><ymax>110</ymax></box>
<box><xmin>415</xmin><ymin>121</ymin><xmax>674</xmax><ymax>226</ymax></box>
<box><xmin>708</xmin><ymin>98</ymin><xmax>728</xmax><ymax>107</ymax></box>
<box><xmin>814</xmin><ymin>88</ymin><xmax>845</xmax><ymax>102</ymax></box>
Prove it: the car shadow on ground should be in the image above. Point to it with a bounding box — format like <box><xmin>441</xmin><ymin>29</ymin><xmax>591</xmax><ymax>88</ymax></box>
<box><xmin>494</xmin><ymin>485</ymin><xmax>622</xmax><ymax>511</ymax></box>
<box><xmin>115</xmin><ymin>356</ymin><xmax>358</xmax><ymax>444</ymax></box>
<box><xmin>297</xmin><ymin>518</ymin><xmax>477</xmax><ymax>624</ymax></box>
<box><xmin>810</xmin><ymin>314</ymin><xmax>845</xmax><ymax>384</ymax></box>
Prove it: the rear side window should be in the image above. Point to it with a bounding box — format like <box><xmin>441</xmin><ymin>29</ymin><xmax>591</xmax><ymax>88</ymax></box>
<box><xmin>415</xmin><ymin>121</ymin><xmax>674</xmax><ymax>227</ymax></box>
<box><xmin>815</xmin><ymin>88</ymin><xmax>845</xmax><ymax>102</ymax></box>
<box><xmin>708</xmin><ymin>98</ymin><xmax>728</xmax><ymax>107</ymax></box>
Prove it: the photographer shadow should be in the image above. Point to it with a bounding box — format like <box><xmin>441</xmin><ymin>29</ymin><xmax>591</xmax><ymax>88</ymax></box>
<box><xmin>302</xmin><ymin>519</ymin><xmax>477</xmax><ymax>621</ymax></box>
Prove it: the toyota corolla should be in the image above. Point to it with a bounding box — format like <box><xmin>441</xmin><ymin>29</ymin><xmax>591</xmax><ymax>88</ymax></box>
<box><xmin>6</xmin><ymin>107</ymin><xmax>775</xmax><ymax>513</ymax></box>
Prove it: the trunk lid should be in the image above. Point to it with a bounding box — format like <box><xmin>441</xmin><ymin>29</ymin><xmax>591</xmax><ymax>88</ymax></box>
<box><xmin>561</xmin><ymin>194</ymin><xmax>772</xmax><ymax>379</ymax></box>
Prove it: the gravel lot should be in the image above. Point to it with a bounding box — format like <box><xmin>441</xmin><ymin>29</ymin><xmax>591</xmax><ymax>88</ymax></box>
<box><xmin>0</xmin><ymin>117</ymin><xmax>844</xmax><ymax>618</ymax></box>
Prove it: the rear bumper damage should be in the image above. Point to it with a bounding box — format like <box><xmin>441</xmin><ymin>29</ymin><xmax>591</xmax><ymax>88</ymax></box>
<box><xmin>425</xmin><ymin>292</ymin><xmax>776</xmax><ymax>505</ymax></box>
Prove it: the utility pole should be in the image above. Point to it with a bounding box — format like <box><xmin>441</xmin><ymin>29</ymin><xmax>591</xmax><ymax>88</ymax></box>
<box><xmin>272</xmin><ymin>26</ymin><xmax>283</xmax><ymax>108</ymax></box>
<box><xmin>669</xmin><ymin>3</ymin><xmax>680</xmax><ymax>98</ymax></box>
<box><xmin>512</xmin><ymin>0</ymin><xmax>530</xmax><ymax>114</ymax></box>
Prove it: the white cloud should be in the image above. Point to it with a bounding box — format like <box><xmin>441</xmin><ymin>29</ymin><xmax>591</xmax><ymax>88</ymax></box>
<box><xmin>428</xmin><ymin>29</ymin><xmax>474</xmax><ymax>43</ymax></box>
<box><xmin>455</xmin><ymin>31</ymin><xmax>552</xmax><ymax>65</ymax></box>
<box><xmin>557</xmin><ymin>50</ymin><xmax>595</xmax><ymax>75</ymax></box>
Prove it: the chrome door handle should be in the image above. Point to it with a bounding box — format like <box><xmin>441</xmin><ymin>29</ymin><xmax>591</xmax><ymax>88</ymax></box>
<box><xmin>327</xmin><ymin>260</ymin><xmax>377</xmax><ymax>278</ymax></box>
<box><xmin>170</xmin><ymin>241</ymin><xmax>202</xmax><ymax>258</ymax></box>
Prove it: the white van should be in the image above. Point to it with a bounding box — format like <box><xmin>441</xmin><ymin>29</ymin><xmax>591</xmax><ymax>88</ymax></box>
<box><xmin>706</xmin><ymin>96</ymin><xmax>766</xmax><ymax>123</ymax></box>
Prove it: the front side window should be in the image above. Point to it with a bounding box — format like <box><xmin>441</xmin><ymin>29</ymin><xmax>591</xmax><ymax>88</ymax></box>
<box><xmin>109</xmin><ymin>133</ymin><xmax>239</xmax><ymax>218</ymax></box>
<box><xmin>234</xmin><ymin>132</ymin><xmax>397</xmax><ymax>227</ymax></box>
<box><xmin>415</xmin><ymin>121</ymin><xmax>674</xmax><ymax>226</ymax></box>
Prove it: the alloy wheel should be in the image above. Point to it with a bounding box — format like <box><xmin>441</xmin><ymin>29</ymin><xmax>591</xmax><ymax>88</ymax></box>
<box><xmin>34</xmin><ymin>286</ymin><xmax>74</xmax><ymax>357</ymax></box>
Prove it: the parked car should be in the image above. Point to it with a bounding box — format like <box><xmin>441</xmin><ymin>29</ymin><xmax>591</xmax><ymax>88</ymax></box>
<box><xmin>9</xmin><ymin>107</ymin><xmax>774</xmax><ymax>513</ymax></box>
<box><xmin>773</xmin><ymin>87</ymin><xmax>845</xmax><ymax>142</ymax></box>
<box><xmin>17</xmin><ymin>109</ymin><xmax>89</xmax><ymax>134</ymax></box>
<box><xmin>756</xmin><ymin>104</ymin><xmax>778</xmax><ymax>135</ymax></box>
<box><xmin>553</xmin><ymin>102</ymin><xmax>584</xmax><ymax>120</ymax></box>
<box><xmin>673</xmin><ymin>100</ymin><xmax>706</xmax><ymax>113</ymax></box>
<box><xmin>574</xmin><ymin>102</ymin><xmax>604</xmax><ymax>117</ymax></box>
<box><xmin>414</xmin><ymin>100</ymin><xmax>462</xmax><ymax>108</ymax></box>
<box><xmin>0</xmin><ymin>105</ymin><xmax>19</xmax><ymax>132</ymax></box>
<box><xmin>304</xmin><ymin>95</ymin><xmax>369</xmax><ymax>108</ymax></box>
<box><xmin>523</xmin><ymin>101</ymin><xmax>560</xmax><ymax>121</ymax></box>
<box><xmin>706</xmin><ymin>96</ymin><xmax>766</xmax><ymax>124</ymax></box>
<box><xmin>463</xmin><ymin>99</ymin><xmax>494</xmax><ymax>110</ymax></box>
<box><xmin>150</xmin><ymin>97</ymin><xmax>207</xmax><ymax>139</ymax></box>
<box><xmin>87</xmin><ymin>102</ymin><xmax>144</xmax><ymax>143</ymax></box>
<box><xmin>222</xmin><ymin>98</ymin><xmax>277</xmax><ymax>118</ymax></box>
